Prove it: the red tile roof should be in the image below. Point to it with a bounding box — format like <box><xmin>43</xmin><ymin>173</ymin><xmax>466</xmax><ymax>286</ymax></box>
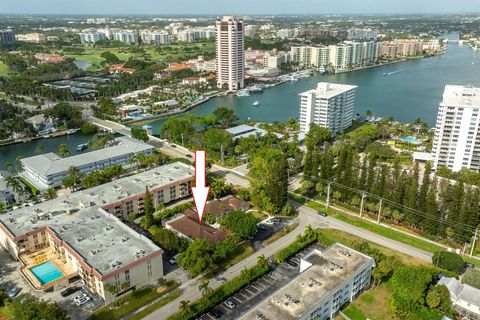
<box><xmin>168</xmin><ymin>216</ymin><xmax>229</xmax><ymax>244</ymax></box>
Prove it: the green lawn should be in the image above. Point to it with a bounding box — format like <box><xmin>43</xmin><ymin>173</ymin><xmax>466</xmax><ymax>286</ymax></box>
<box><xmin>90</xmin><ymin>281</ymin><xmax>179</xmax><ymax>320</ymax></box>
<box><xmin>128</xmin><ymin>290</ymin><xmax>182</xmax><ymax>320</ymax></box>
<box><xmin>0</xmin><ymin>61</ymin><xmax>8</xmax><ymax>76</ymax></box>
<box><xmin>216</xmin><ymin>243</ymin><xmax>255</xmax><ymax>271</ymax></box>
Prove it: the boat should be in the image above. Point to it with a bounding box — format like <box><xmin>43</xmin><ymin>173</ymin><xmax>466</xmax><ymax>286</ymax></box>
<box><xmin>319</xmin><ymin>66</ymin><xmax>327</xmax><ymax>74</ymax></box>
<box><xmin>76</xmin><ymin>143</ymin><xmax>88</xmax><ymax>152</ymax></box>
<box><xmin>383</xmin><ymin>73</ymin><xmax>388</xmax><ymax>76</ymax></box>
<box><xmin>67</xmin><ymin>129</ymin><xmax>76</xmax><ymax>135</ymax></box>
<box><xmin>252</xmin><ymin>101</ymin><xmax>260</xmax><ymax>106</ymax></box>
<box><xmin>42</xmin><ymin>134</ymin><xmax>50</xmax><ymax>139</ymax></box>
<box><xmin>236</xmin><ymin>90</ymin><xmax>250</xmax><ymax>97</ymax></box>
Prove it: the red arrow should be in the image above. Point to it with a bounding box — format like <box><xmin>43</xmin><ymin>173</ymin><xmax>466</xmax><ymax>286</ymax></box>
<box><xmin>191</xmin><ymin>150</ymin><xmax>209</xmax><ymax>224</ymax></box>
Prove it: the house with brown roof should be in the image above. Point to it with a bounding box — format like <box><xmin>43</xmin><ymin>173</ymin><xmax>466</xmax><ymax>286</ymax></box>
<box><xmin>166</xmin><ymin>216</ymin><xmax>229</xmax><ymax>244</ymax></box>
<box><xmin>184</xmin><ymin>196</ymin><xmax>250</xmax><ymax>218</ymax></box>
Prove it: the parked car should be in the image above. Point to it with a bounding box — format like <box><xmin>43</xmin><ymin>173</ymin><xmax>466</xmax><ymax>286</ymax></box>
<box><xmin>6</xmin><ymin>285</ymin><xmax>20</xmax><ymax>298</ymax></box>
<box><xmin>464</xmin><ymin>262</ymin><xmax>476</xmax><ymax>269</ymax></box>
<box><xmin>271</xmin><ymin>218</ymin><xmax>281</xmax><ymax>223</ymax></box>
<box><xmin>171</xmin><ymin>144</ymin><xmax>177</xmax><ymax>148</ymax></box>
<box><xmin>318</xmin><ymin>211</ymin><xmax>328</xmax><ymax>217</ymax></box>
<box><xmin>61</xmin><ymin>286</ymin><xmax>80</xmax><ymax>297</ymax></box>
<box><xmin>225</xmin><ymin>299</ymin><xmax>237</xmax><ymax>309</ymax></box>
<box><xmin>209</xmin><ymin>309</ymin><xmax>223</xmax><ymax>318</ymax></box>
<box><xmin>186</xmin><ymin>154</ymin><xmax>193</xmax><ymax>158</ymax></box>
<box><xmin>169</xmin><ymin>253</ymin><xmax>180</xmax><ymax>265</ymax></box>
<box><xmin>75</xmin><ymin>295</ymin><xmax>91</xmax><ymax>307</ymax></box>
<box><xmin>74</xmin><ymin>293</ymin><xmax>88</xmax><ymax>303</ymax></box>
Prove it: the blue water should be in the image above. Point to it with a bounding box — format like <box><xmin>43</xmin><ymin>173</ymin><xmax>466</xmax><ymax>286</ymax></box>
<box><xmin>400</xmin><ymin>136</ymin><xmax>420</xmax><ymax>143</ymax></box>
<box><xmin>140</xmin><ymin>39</ymin><xmax>480</xmax><ymax>135</ymax></box>
<box><xmin>30</xmin><ymin>261</ymin><xmax>64</xmax><ymax>285</ymax></box>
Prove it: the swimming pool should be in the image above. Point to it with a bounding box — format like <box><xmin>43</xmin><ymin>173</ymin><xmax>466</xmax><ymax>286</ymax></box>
<box><xmin>399</xmin><ymin>136</ymin><xmax>420</xmax><ymax>144</ymax></box>
<box><xmin>30</xmin><ymin>261</ymin><xmax>64</xmax><ymax>285</ymax></box>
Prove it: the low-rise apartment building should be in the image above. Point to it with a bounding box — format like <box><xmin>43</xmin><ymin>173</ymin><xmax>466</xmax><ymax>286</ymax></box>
<box><xmin>0</xmin><ymin>162</ymin><xmax>194</xmax><ymax>303</ymax></box>
<box><xmin>241</xmin><ymin>243</ymin><xmax>375</xmax><ymax>320</ymax></box>
<box><xmin>20</xmin><ymin>137</ymin><xmax>154</xmax><ymax>190</ymax></box>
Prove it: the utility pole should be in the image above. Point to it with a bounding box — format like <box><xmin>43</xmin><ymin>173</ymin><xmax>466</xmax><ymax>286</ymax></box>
<box><xmin>359</xmin><ymin>193</ymin><xmax>366</xmax><ymax>218</ymax></box>
<box><xmin>220</xmin><ymin>144</ymin><xmax>225</xmax><ymax>165</ymax></box>
<box><xmin>326</xmin><ymin>182</ymin><xmax>331</xmax><ymax>208</ymax></box>
<box><xmin>471</xmin><ymin>227</ymin><xmax>479</xmax><ymax>258</ymax></box>
<box><xmin>377</xmin><ymin>198</ymin><xmax>383</xmax><ymax>224</ymax></box>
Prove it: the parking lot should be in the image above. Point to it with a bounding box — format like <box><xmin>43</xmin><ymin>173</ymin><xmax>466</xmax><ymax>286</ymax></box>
<box><xmin>0</xmin><ymin>249</ymin><xmax>103</xmax><ymax>320</ymax></box>
<box><xmin>252</xmin><ymin>217</ymin><xmax>295</xmax><ymax>251</ymax></box>
<box><xmin>197</xmin><ymin>244</ymin><xmax>323</xmax><ymax>319</ymax></box>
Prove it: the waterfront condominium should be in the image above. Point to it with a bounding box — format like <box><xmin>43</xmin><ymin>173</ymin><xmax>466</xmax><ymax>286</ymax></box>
<box><xmin>216</xmin><ymin>16</ymin><xmax>245</xmax><ymax>91</ymax></box>
<box><xmin>432</xmin><ymin>85</ymin><xmax>480</xmax><ymax>172</ymax></box>
<box><xmin>299</xmin><ymin>82</ymin><xmax>357</xmax><ymax>135</ymax></box>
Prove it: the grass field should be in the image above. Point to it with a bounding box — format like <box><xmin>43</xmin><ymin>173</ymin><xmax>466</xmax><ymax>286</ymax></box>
<box><xmin>0</xmin><ymin>61</ymin><xmax>9</xmax><ymax>76</ymax></box>
<box><xmin>59</xmin><ymin>42</ymin><xmax>215</xmax><ymax>72</ymax></box>
<box><xmin>128</xmin><ymin>290</ymin><xmax>182</xmax><ymax>320</ymax></box>
<box><xmin>91</xmin><ymin>281</ymin><xmax>179</xmax><ymax>320</ymax></box>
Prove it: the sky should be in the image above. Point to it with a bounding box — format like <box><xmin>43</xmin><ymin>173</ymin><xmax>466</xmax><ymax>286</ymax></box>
<box><xmin>1</xmin><ymin>0</ymin><xmax>480</xmax><ymax>15</ymax></box>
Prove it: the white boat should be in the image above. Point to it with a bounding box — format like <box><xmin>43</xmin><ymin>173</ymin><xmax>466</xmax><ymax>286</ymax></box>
<box><xmin>236</xmin><ymin>90</ymin><xmax>250</xmax><ymax>97</ymax></box>
<box><xmin>252</xmin><ymin>101</ymin><xmax>260</xmax><ymax>106</ymax></box>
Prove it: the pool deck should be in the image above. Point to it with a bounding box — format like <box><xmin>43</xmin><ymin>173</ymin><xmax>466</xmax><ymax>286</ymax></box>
<box><xmin>20</xmin><ymin>247</ymin><xmax>77</xmax><ymax>290</ymax></box>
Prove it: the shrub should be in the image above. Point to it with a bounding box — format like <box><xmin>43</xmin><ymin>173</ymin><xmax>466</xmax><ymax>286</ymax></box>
<box><xmin>462</xmin><ymin>268</ymin><xmax>480</xmax><ymax>289</ymax></box>
<box><xmin>432</xmin><ymin>251</ymin><xmax>464</xmax><ymax>274</ymax></box>
<box><xmin>155</xmin><ymin>201</ymin><xmax>194</xmax><ymax>221</ymax></box>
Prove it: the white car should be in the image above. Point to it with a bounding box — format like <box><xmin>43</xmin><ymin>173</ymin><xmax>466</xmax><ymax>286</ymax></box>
<box><xmin>225</xmin><ymin>299</ymin><xmax>237</xmax><ymax>309</ymax></box>
<box><xmin>75</xmin><ymin>295</ymin><xmax>91</xmax><ymax>307</ymax></box>
<box><xmin>74</xmin><ymin>293</ymin><xmax>87</xmax><ymax>303</ymax></box>
<box><xmin>169</xmin><ymin>253</ymin><xmax>180</xmax><ymax>265</ymax></box>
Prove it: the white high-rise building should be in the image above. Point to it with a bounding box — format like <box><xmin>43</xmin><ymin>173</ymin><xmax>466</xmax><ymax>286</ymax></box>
<box><xmin>432</xmin><ymin>85</ymin><xmax>480</xmax><ymax>172</ymax></box>
<box><xmin>79</xmin><ymin>32</ymin><xmax>106</xmax><ymax>45</ymax></box>
<box><xmin>216</xmin><ymin>16</ymin><xmax>245</xmax><ymax>91</ymax></box>
<box><xmin>114</xmin><ymin>31</ymin><xmax>138</xmax><ymax>45</ymax></box>
<box><xmin>299</xmin><ymin>82</ymin><xmax>357</xmax><ymax>135</ymax></box>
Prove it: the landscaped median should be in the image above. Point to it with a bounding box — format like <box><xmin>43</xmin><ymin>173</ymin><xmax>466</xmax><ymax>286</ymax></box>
<box><xmin>88</xmin><ymin>280</ymin><xmax>179</xmax><ymax>320</ymax></box>
<box><xmin>167</xmin><ymin>261</ymin><xmax>271</xmax><ymax>320</ymax></box>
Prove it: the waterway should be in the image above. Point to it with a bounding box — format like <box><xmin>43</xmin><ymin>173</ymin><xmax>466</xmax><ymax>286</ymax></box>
<box><xmin>0</xmin><ymin>133</ymin><xmax>95</xmax><ymax>171</ymax></box>
<box><xmin>142</xmin><ymin>43</ymin><xmax>480</xmax><ymax>135</ymax></box>
<box><xmin>2</xmin><ymin>33</ymin><xmax>479</xmax><ymax>168</ymax></box>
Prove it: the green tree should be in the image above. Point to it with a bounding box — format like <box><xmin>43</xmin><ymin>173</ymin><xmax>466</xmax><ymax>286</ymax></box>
<box><xmin>462</xmin><ymin>268</ymin><xmax>480</xmax><ymax>289</ymax></box>
<box><xmin>9</xmin><ymin>293</ymin><xmax>69</xmax><ymax>320</ymax></box>
<box><xmin>220</xmin><ymin>210</ymin><xmax>257</xmax><ymax>239</ymax></box>
<box><xmin>203</xmin><ymin>128</ymin><xmax>233</xmax><ymax>153</ymax></box>
<box><xmin>100</xmin><ymin>51</ymin><xmax>121</xmax><ymax>64</ymax></box>
<box><xmin>45</xmin><ymin>188</ymin><xmax>57</xmax><ymax>200</ymax></box>
<box><xmin>62</xmin><ymin>166</ymin><xmax>83</xmax><ymax>191</ymax></box>
<box><xmin>57</xmin><ymin>143</ymin><xmax>69</xmax><ymax>158</ymax></box>
<box><xmin>198</xmin><ymin>280</ymin><xmax>212</xmax><ymax>299</ymax></box>
<box><xmin>249</xmin><ymin>148</ymin><xmax>288</xmax><ymax>214</ymax></box>
<box><xmin>213</xmin><ymin>107</ymin><xmax>238</xmax><ymax>127</ymax></box>
<box><xmin>372</xmin><ymin>255</ymin><xmax>401</xmax><ymax>286</ymax></box>
<box><xmin>209</xmin><ymin>179</ymin><xmax>232</xmax><ymax>199</ymax></box>
<box><xmin>131</xmin><ymin>128</ymin><xmax>149</xmax><ymax>142</ymax></box>
<box><xmin>425</xmin><ymin>285</ymin><xmax>451</xmax><ymax>314</ymax></box>
<box><xmin>391</xmin><ymin>265</ymin><xmax>435</xmax><ymax>317</ymax></box>
<box><xmin>177</xmin><ymin>240</ymin><xmax>215</xmax><ymax>276</ymax></box>
<box><xmin>141</xmin><ymin>187</ymin><xmax>154</xmax><ymax>229</ymax></box>
<box><xmin>432</xmin><ymin>251</ymin><xmax>464</xmax><ymax>273</ymax></box>
<box><xmin>178</xmin><ymin>300</ymin><xmax>191</xmax><ymax>314</ymax></box>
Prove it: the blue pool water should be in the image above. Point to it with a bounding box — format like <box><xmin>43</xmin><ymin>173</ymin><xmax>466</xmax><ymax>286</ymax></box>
<box><xmin>30</xmin><ymin>261</ymin><xmax>64</xmax><ymax>285</ymax></box>
<box><xmin>399</xmin><ymin>136</ymin><xmax>420</xmax><ymax>144</ymax></box>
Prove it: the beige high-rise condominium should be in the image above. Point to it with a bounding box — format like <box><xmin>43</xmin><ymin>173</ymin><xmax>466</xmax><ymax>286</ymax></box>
<box><xmin>216</xmin><ymin>16</ymin><xmax>245</xmax><ymax>91</ymax></box>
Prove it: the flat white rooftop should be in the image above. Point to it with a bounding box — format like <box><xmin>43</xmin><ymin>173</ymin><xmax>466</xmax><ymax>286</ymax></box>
<box><xmin>241</xmin><ymin>243</ymin><xmax>374</xmax><ymax>320</ymax></box>
<box><xmin>300</xmin><ymin>82</ymin><xmax>357</xmax><ymax>99</ymax></box>
<box><xmin>0</xmin><ymin>162</ymin><xmax>194</xmax><ymax>276</ymax></box>
<box><xmin>442</xmin><ymin>85</ymin><xmax>480</xmax><ymax>107</ymax></box>
<box><xmin>20</xmin><ymin>136</ymin><xmax>154</xmax><ymax>177</ymax></box>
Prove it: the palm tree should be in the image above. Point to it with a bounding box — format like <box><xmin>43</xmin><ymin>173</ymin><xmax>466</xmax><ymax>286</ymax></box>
<box><xmin>178</xmin><ymin>300</ymin><xmax>190</xmax><ymax>314</ymax></box>
<box><xmin>198</xmin><ymin>280</ymin><xmax>211</xmax><ymax>300</ymax></box>
<box><xmin>304</xmin><ymin>225</ymin><xmax>316</xmax><ymax>240</ymax></box>
<box><xmin>45</xmin><ymin>188</ymin><xmax>57</xmax><ymax>200</ymax></box>
<box><xmin>6</xmin><ymin>176</ymin><xmax>22</xmax><ymax>203</ymax></box>
<box><xmin>257</xmin><ymin>254</ymin><xmax>268</xmax><ymax>268</ymax></box>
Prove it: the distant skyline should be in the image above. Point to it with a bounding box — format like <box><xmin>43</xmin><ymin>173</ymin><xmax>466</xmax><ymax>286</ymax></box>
<box><xmin>1</xmin><ymin>0</ymin><xmax>480</xmax><ymax>15</ymax></box>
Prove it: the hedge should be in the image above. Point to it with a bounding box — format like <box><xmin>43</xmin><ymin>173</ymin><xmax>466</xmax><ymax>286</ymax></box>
<box><xmin>155</xmin><ymin>201</ymin><xmax>194</xmax><ymax>221</ymax></box>
<box><xmin>167</xmin><ymin>262</ymin><xmax>270</xmax><ymax>320</ymax></box>
<box><xmin>432</xmin><ymin>251</ymin><xmax>464</xmax><ymax>274</ymax></box>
